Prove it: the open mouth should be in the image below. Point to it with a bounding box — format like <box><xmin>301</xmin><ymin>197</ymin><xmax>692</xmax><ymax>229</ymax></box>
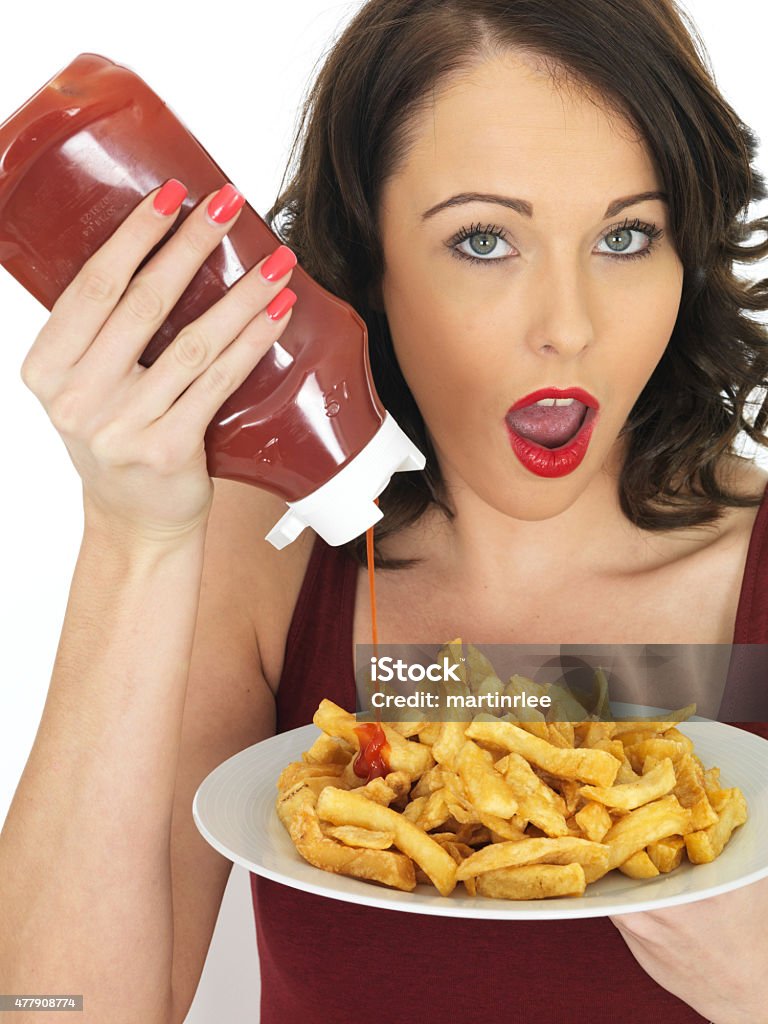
<box><xmin>505</xmin><ymin>399</ymin><xmax>590</xmax><ymax>450</ymax></box>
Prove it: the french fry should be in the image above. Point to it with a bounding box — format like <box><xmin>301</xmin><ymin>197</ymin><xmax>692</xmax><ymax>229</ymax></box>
<box><xmin>387</xmin><ymin>720</ymin><xmax>429</xmax><ymax>738</ymax></box>
<box><xmin>467</xmin><ymin>719</ymin><xmax>620</xmax><ymax>786</ymax></box>
<box><xmin>456</xmin><ymin>836</ymin><xmax>609</xmax><ymax>880</ymax></box>
<box><xmin>496</xmin><ymin>752</ymin><xmax>570</xmax><ymax>837</ymax></box>
<box><xmin>444</xmin><ymin>793</ymin><xmax>482</xmax><ymax>825</ymax></box>
<box><xmin>316</xmin><ymin>786</ymin><xmax>458</xmax><ymax>896</ymax></box>
<box><xmin>578</xmin><ymin>758</ymin><xmax>676</xmax><ymax>812</ymax></box>
<box><xmin>313</xmin><ymin>699</ymin><xmax>435</xmax><ymax>777</ymax></box>
<box><xmin>703</xmin><ymin>766</ymin><xmax>722</xmax><ymax>796</ymax></box>
<box><xmin>410</xmin><ymin>765</ymin><xmax>449</xmax><ymax>799</ymax></box>
<box><xmin>289</xmin><ymin>793</ymin><xmax>416</xmax><ymax>891</ymax></box>
<box><xmin>441</xmin><ymin>840</ymin><xmax>479</xmax><ymax>896</ymax></box>
<box><xmin>476</xmin><ymin>863</ymin><xmax>586</xmax><ymax>899</ymax></box>
<box><xmin>455</xmin><ymin>739</ymin><xmax>518</xmax><ymax>818</ymax></box>
<box><xmin>324</xmin><ymin>825</ymin><xmax>395</xmax><ymax>849</ymax></box>
<box><xmin>302</xmin><ymin>733</ymin><xmax>354</xmax><ymax>766</ymax></box>
<box><xmin>576</xmin><ymin>721</ymin><xmax>617</xmax><ymax>747</ymax></box>
<box><xmin>557</xmin><ymin>779</ymin><xmax>586</xmax><ymax>816</ymax></box>
<box><xmin>418</xmin><ymin>722</ymin><xmax>443</xmax><ymax>746</ymax></box>
<box><xmin>611</xmin><ymin>704</ymin><xmax>697</xmax><ymax>736</ymax></box>
<box><xmin>547</xmin><ymin>721</ymin><xmax>576</xmax><ymax>748</ymax></box>
<box><xmin>277</xmin><ymin>761</ymin><xmax>346</xmax><ymax>792</ymax></box>
<box><xmin>618</xmin><ymin>850</ymin><xmax>660</xmax><ymax>879</ymax></box>
<box><xmin>647</xmin><ymin>835</ymin><xmax>686</xmax><ymax>873</ymax></box>
<box><xmin>574</xmin><ymin>801</ymin><xmax>613</xmax><ymax>843</ymax></box>
<box><xmin>402</xmin><ymin>795</ymin><xmax>428</xmax><ymax>823</ymax></box>
<box><xmin>478</xmin><ymin>813</ymin><xmax>528</xmax><ymax>842</ymax></box>
<box><xmin>685</xmin><ymin>789</ymin><xmax>748</xmax><ymax>863</ymax></box>
<box><xmin>623</xmin><ymin>736</ymin><xmax>689</xmax><ymax>774</ymax></box>
<box><xmin>355</xmin><ymin>773</ymin><xmax>410</xmax><ymax>806</ymax></box>
<box><xmin>590</xmin><ymin>667</ymin><xmax>611</xmax><ymax>719</ymax></box>
<box><xmin>673</xmin><ymin>753</ymin><xmax>719</xmax><ymax>830</ymax></box>
<box><xmin>432</xmin><ymin>721</ymin><xmax>470</xmax><ymax>771</ymax></box>
<box><xmin>278</xmin><ymin>659</ymin><xmax>747</xmax><ymax>901</ymax></box>
<box><xmin>413</xmin><ymin>788</ymin><xmax>452</xmax><ymax>832</ymax></box>
<box><xmin>603</xmin><ymin>795</ymin><xmax>692</xmax><ymax>873</ymax></box>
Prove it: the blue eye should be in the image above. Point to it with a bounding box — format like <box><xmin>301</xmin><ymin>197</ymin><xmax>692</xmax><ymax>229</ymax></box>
<box><xmin>446</xmin><ymin>216</ymin><xmax>664</xmax><ymax>266</ymax></box>
<box><xmin>447</xmin><ymin>222</ymin><xmax>515</xmax><ymax>265</ymax></box>
<box><xmin>595</xmin><ymin>218</ymin><xmax>664</xmax><ymax>261</ymax></box>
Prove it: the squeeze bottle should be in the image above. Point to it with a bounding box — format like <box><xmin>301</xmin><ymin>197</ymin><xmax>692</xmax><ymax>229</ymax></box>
<box><xmin>0</xmin><ymin>54</ymin><xmax>425</xmax><ymax>548</ymax></box>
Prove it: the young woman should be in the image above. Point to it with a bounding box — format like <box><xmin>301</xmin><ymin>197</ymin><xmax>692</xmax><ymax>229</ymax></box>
<box><xmin>2</xmin><ymin>1</ymin><xmax>767</xmax><ymax>1022</ymax></box>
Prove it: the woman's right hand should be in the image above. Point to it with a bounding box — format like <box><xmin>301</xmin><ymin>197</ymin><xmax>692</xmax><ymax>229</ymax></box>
<box><xmin>19</xmin><ymin>180</ymin><xmax>297</xmax><ymax>543</ymax></box>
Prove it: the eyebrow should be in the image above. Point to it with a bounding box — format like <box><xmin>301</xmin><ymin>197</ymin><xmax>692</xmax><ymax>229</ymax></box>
<box><xmin>420</xmin><ymin>190</ymin><xmax>668</xmax><ymax>221</ymax></box>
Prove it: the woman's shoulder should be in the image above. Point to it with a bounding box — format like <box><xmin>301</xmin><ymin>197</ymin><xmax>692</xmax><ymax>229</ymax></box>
<box><xmin>207</xmin><ymin>478</ymin><xmax>317</xmax><ymax>694</ymax></box>
<box><xmin>668</xmin><ymin>456</ymin><xmax>768</xmax><ymax>568</ymax></box>
<box><xmin>714</xmin><ymin>455</ymin><xmax>768</xmax><ymax>545</ymax></box>
<box><xmin>683</xmin><ymin>457</ymin><xmax>768</xmax><ymax>612</ymax></box>
<box><xmin>717</xmin><ymin>453</ymin><xmax>768</xmax><ymax>499</ymax></box>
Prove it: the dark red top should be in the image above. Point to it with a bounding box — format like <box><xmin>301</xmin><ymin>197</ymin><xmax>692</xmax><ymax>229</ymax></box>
<box><xmin>251</xmin><ymin>485</ymin><xmax>768</xmax><ymax>1023</ymax></box>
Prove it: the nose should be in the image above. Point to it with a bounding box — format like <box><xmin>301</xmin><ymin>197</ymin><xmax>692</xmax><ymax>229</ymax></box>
<box><xmin>522</xmin><ymin>253</ymin><xmax>595</xmax><ymax>358</ymax></box>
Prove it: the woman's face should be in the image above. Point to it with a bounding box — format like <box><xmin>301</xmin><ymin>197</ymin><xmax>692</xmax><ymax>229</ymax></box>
<box><xmin>377</xmin><ymin>51</ymin><xmax>684</xmax><ymax>521</ymax></box>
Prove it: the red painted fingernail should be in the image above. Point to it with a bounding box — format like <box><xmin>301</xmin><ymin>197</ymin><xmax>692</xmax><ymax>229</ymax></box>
<box><xmin>153</xmin><ymin>179</ymin><xmax>187</xmax><ymax>216</ymax></box>
<box><xmin>260</xmin><ymin>245</ymin><xmax>298</xmax><ymax>282</ymax></box>
<box><xmin>207</xmin><ymin>183</ymin><xmax>246</xmax><ymax>224</ymax></box>
<box><xmin>266</xmin><ymin>288</ymin><xmax>297</xmax><ymax>321</ymax></box>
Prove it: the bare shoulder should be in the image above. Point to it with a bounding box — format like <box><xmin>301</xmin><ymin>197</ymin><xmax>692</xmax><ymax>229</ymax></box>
<box><xmin>207</xmin><ymin>478</ymin><xmax>316</xmax><ymax>694</ymax></box>
<box><xmin>715</xmin><ymin>455</ymin><xmax>768</xmax><ymax>541</ymax></box>
<box><xmin>717</xmin><ymin>453</ymin><xmax>768</xmax><ymax>499</ymax></box>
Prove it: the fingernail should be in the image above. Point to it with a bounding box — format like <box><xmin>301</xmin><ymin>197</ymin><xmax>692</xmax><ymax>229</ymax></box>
<box><xmin>153</xmin><ymin>179</ymin><xmax>187</xmax><ymax>216</ymax></box>
<box><xmin>207</xmin><ymin>183</ymin><xmax>246</xmax><ymax>224</ymax></box>
<box><xmin>260</xmin><ymin>245</ymin><xmax>298</xmax><ymax>282</ymax></box>
<box><xmin>266</xmin><ymin>288</ymin><xmax>297</xmax><ymax>321</ymax></box>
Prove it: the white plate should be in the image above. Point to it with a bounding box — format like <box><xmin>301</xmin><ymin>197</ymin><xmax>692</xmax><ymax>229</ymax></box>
<box><xmin>192</xmin><ymin>720</ymin><xmax>768</xmax><ymax>919</ymax></box>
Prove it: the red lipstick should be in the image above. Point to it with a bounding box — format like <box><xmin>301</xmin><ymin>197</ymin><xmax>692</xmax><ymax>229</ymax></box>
<box><xmin>505</xmin><ymin>387</ymin><xmax>600</xmax><ymax>479</ymax></box>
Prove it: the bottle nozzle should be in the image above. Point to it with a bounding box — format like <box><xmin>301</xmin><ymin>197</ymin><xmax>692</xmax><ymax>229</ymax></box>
<box><xmin>265</xmin><ymin>414</ymin><xmax>425</xmax><ymax>549</ymax></box>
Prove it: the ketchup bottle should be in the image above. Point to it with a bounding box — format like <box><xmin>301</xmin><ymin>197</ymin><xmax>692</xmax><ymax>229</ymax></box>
<box><xmin>0</xmin><ymin>54</ymin><xmax>425</xmax><ymax>548</ymax></box>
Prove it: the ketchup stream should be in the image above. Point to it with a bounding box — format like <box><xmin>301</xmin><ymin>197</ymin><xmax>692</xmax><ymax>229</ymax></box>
<box><xmin>353</xmin><ymin>500</ymin><xmax>390</xmax><ymax>780</ymax></box>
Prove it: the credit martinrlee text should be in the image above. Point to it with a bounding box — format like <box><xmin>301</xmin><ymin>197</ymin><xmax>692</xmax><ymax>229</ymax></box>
<box><xmin>370</xmin><ymin>691</ymin><xmax>552</xmax><ymax>709</ymax></box>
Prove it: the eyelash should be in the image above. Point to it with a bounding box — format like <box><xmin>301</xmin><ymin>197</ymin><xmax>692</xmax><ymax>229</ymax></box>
<box><xmin>446</xmin><ymin>217</ymin><xmax>665</xmax><ymax>266</ymax></box>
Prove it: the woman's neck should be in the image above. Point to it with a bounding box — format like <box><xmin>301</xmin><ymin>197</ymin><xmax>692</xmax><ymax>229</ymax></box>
<box><xmin>385</xmin><ymin>444</ymin><xmax>650</xmax><ymax>583</ymax></box>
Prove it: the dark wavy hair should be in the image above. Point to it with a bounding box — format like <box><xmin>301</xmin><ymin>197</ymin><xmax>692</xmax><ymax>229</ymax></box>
<box><xmin>265</xmin><ymin>0</ymin><xmax>768</xmax><ymax>568</ymax></box>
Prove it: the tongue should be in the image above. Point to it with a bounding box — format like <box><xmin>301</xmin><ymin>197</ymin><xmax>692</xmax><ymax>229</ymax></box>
<box><xmin>506</xmin><ymin>400</ymin><xmax>588</xmax><ymax>448</ymax></box>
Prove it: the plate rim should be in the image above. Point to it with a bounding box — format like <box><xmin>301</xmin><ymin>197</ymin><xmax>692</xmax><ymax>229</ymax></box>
<box><xmin>192</xmin><ymin>719</ymin><xmax>768</xmax><ymax>920</ymax></box>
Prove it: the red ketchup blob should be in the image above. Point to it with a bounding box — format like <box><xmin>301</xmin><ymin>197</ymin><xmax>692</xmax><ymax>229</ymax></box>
<box><xmin>353</xmin><ymin>722</ymin><xmax>390</xmax><ymax>782</ymax></box>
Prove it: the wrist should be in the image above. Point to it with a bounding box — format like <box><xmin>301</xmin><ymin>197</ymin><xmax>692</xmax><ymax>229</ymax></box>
<box><xmin>81</xmin><ymin>493</ymin><xmax>211</xmax><ymax>559</ymax></box>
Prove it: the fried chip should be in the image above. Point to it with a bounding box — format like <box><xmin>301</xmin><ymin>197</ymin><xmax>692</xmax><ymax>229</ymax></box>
<box><xmin>647</xmin><ymin>835</ymin><xmax>686</xmax><ymax>873</ymax></box>
<box><xmin>323</xmin><ymin>825</ymin><xmax>396</xmax><ymax>850</ymax></box>
<box><xmin>456</xmin><ymin>836</ymin><xmax>609</xmax><ymax>880</ymax></box>
<box><xmin>684</xmin><ymin>789</ymin><xmax>748</xmax><ymax>864</ymax></box>
<box><xmin>476</xmin><ymin>863</ymin><xmax>586</xmax><ymax>899</ymax></box>
<box><xmin>602</xmin><ymin>794</ymin><xmax>693</xmax><ymax>874</ymax></box>
<box><xmin>282</xmin><ymin>784</ymin><xmax>416</xmax><ymax>891</ymax></box>
<box><xmin>618</xmin><ymin>850</ymin><xmax>660</xmax><ymax>879</ymax></box>
<box><xmin>455</xmin><ymin>739</ymin><xmax>518</xmax><ymax>818</ymax></box>
<box><xmin>278</xmin><ymin>659</ymin><xmax>747</xmax><ymax>901</ymax></box>
<box><xmin>578</xmin><ymin>758</ymin><xmax>676</xmax><ymax>812</ymax></box>
<box><xmin>316</xmin><ymin>786</ymin><xmax>458</xmax><ymax>896</ymax></box>
<box><xmin>466</xmin><ymin>719</ymin><xmax>620</xmax><ymax>787</ymax></box>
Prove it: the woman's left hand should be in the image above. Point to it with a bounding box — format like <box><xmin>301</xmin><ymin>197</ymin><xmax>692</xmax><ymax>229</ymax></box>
<box><xmin>609</xmin><ymin>875</ymin><xmax>768</xmax><ymax>1023</ymax></box>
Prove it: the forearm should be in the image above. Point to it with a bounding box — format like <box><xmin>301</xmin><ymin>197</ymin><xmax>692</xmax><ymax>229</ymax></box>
<box><xmin>0</xmin><ymin>516</ymin><xmax>208</xmax><ymax>1023</ymax></box>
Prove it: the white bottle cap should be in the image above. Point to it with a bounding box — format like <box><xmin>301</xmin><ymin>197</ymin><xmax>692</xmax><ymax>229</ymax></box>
<box><xmin>265</xmin><ymin>413</ymin><xmax>426</xmax><ymax>549</ymax></box>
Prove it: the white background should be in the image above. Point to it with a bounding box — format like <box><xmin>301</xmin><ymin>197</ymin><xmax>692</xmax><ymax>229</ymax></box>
<box><xmin>0</xmin><ymin>2</ymin><xmax>766</xmax><ymax>1021</ymax></box>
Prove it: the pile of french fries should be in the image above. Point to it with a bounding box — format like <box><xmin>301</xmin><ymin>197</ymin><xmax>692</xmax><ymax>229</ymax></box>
<box><xmin>275</xmin><ymin>643</ymin><xmax>748</xmax><ymax>900</ymax></box>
